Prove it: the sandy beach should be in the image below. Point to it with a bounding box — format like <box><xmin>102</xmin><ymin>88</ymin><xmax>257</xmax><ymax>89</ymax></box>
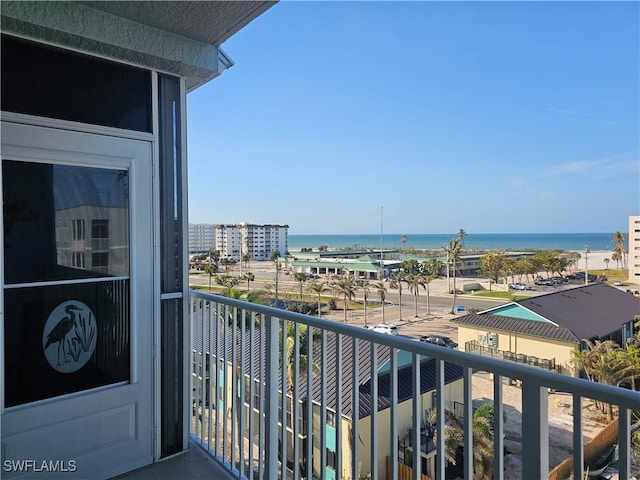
<box><xmin>567</xmin><ymin>250</ymin><xmax>624</xmax><ymax>272</ymax></box>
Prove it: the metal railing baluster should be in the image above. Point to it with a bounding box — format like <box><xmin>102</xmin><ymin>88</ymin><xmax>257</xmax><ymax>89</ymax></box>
<box><xmin>493</xmin><ymin>374</ymin><xmax>504</xmax><ymax>480</ymax></box>
<box><xmin>188</xmin><ymin>291</ymin><xmax>640</xmax><ymax>480</ymax></box>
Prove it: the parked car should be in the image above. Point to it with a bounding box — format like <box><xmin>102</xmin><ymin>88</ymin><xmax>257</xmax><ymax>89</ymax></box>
<box><xmin>367</xmin><ymin>324</ymin><xmax>399</xmax><ymax>335</ymax></box>
<box><xmin>420</xmin><ymin>335</ymin><xmax>458</xmax><ymax>349</ymax></box>
<box><xmin>535</xmin><ymin>278</ymin><xmax>554</xmax><ymax>286</ymax></box>
<box><xmin>508</xmin><ymin>283</ymin><xmax>531</xmax><ymax>291</ymax></box>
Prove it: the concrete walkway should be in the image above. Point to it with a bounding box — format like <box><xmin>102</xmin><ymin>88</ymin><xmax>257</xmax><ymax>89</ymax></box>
<box><xmin>114</xmin><ymin>443</ymin><xmax>235</xmax><ymax>480</ymax></box>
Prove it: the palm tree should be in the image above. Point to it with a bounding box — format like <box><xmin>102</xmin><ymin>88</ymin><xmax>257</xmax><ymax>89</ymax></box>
<box><xmin>294</xmin><ymin>272</ymin><xmax>310</xmax><ymax>300</ymax></box>
<box><xmin>611</xmin><ymin>231</ymin><xmax>627</xmax><ymax>270</ymax></box>
<box><xmin>406</xmin><ymin>273</ymin><xmax>425</xmax><ymax>318</ymax></box>
<box><xmin>333</xmin><ymin>275</ymin><xmax>357</xmax><ymax>323</ymax></box>
<box><xmin>243</xmin><ymin>272</ymin><xmax>255</xmax><ymax>291</ymax></box>
<box><xmin>307</xmin><ymin>281</ymin><xmax>328</xmax><ymax>318</ymax></box>
<box><xmin>612</xmin><ymin>250</ymin><xmax>622</xmax><ymax>270</ymax></box>
<box><xmin>374</xmin><ymin>280</ymin><xmax>387</xmax><ymax>324</ymax></box>
<box><xmin>270</xmin><ymin>250</ymin><xmax>281</xmax><ymax>301</ymax></box>
<box><xmin>283</xmin><ymin>322</ymin><xmax>320</xmax><ymax>392</ymax></box>
<box><xmin>430</xmin><ymin>406</ymin><xmax>494</xmax><ymax>479</ymax></box>
<box><xmin>603</xmin><ymin>258</ymin><xmax>610</xmax><ymax>270</ymax></box>
<box><xmin>444</xmin><ymin>237</ymin><xmax>463</xmax><ymax>314</ymax></box>
<box><xmin>422</xmin><ymin>258</ymin><xmax>443</xmax><ymax>315</ymax></box>
<box><xmin>401</xmin><ymin>235</ymin><xmax>408</xmax><ymax>258</ymax></box>
<box><xmin>402</xmin><ymin>259</ymin><xmax>420</xmax><ymax>274</ymax></box>
<box><xmin>566</xmin><ymin>251</ymin><xmax>582</xmax><ymax>272</ymax></box>
<box><xmin>571</xmin><ymin>339</ymin><xmax>625</xmax><ymax>419</ymax></box>
<box><xmin>203</xmin><ymin>262</ymin><xmax>219</xmax><ymax>291</ymax></box>
<box><xmin>221</xmin><ymin>283</ymin><xmax>241</xmax><ymax>299</ymax></box>
<box><xmin>388</xmin><ymin>270</ymin><xmax>405</xmax><ymax>321</ymax></box>
<box><xmin>619</xmin><ymin>316</ymin><xmax>640</xmax><ymax>390</ymax></box>
<box><xmin>242</xmin><ymin>253</ymin><xmax>250</xmax><ymax>270</ymax></box>
<box><xmin>361</xmin><ymin>281</ymin><xmax>371</xmax><ymax>327</ymax></box>
<box><xmin>617</xmin><ymin>343</ymin><xmax>640</xmax><ymax>391</ymax></box>
<box><xmin>457</xmin><ymin>228</ymin><xmax>467</xmax><ymax>247</ymax></box>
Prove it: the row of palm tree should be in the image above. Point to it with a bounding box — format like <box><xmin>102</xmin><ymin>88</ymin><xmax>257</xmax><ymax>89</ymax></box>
<box><xmin>300</xmin><ymin>256</ymin><xmax>450</xmax><ymax>325</ymax></box>
<box><xmin>476</xmin><ymin>249</ymin><xmax>598</xmax><ymax>287</ymax></box>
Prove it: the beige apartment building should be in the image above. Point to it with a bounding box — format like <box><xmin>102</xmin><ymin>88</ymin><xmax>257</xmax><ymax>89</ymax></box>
<box><xmin>629</xmin><ymin>215</ymin><xmax>640</xmax><ymax>282</ymax></box>
<box><xmin>214</xmin><ymin>222</ymin><xmax>289</xmax><ymax>260</ymax></box>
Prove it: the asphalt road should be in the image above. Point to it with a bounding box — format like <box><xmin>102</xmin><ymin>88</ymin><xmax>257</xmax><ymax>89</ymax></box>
<box><xmin>188</xmin><ymin>265</ymin><xmax>509</xmax><ymax>342</ymax></box>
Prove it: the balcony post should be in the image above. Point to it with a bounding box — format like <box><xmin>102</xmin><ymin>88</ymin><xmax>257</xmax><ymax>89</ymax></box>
<box><xmin>493</xmin><ymin>374</ymin><xmax>504</xmax><ymax>479</ymax></box>
<box><xmin>572</xmin><ymin>393</ymin><xmax>583</xmax><ymax>480</ymax></box>
<box><xmin>521</xmin><ymin>380</ymin><xmax>548</xmax><ymax>478</ymax></box>
<box><xmin>619</xmin><ymin>407</ymin><xmax>630</xmax><ymax>480</ymax></box>
<box><xmin>265</xmin><ymin>314</ymin><xmax>279</xmax><ymax>478</ymax></box>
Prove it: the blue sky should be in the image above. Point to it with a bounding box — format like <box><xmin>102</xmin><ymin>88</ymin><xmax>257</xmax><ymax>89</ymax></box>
<box><xmin>187</xmin><ymin>1</ymin><xmax>639</xmax><ymax>235</ymax></box>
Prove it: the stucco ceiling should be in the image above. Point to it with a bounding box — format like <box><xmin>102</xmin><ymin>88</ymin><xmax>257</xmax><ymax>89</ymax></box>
<box><xmin>76</xmin><ymin>1</ymin><xmax>276</xmax><ymax>46</ymax></box>
<box><xmin>1</xmin><ymin>1</ymin><xmax>277</xmax><ymax>90</ymax></box>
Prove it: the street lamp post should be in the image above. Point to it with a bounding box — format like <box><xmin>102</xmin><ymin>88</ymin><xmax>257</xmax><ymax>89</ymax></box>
<box><xmin>584</xmin><ymin>245</ymin><xmax>590</xmax><ymax>285</ymax></box>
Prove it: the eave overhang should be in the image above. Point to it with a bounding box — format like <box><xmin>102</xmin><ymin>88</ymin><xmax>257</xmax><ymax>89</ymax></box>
<box><xmin>1</xmin><ymin>1</ymin><xmax>275</xmax><ymax>91</ymax></box>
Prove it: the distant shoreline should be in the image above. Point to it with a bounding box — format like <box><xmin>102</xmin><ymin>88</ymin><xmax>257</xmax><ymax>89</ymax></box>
<box><xmin>287</xmin><ymin>247</ymin><xmax>614</xmax><ymax>271</ymax></box>
<box><xmin>288</xmin><ymin>232</ymin><xmax>620</xmax><ymax>253</ymax></box>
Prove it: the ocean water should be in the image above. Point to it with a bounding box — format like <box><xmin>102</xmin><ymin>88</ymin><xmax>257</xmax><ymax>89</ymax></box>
<box><xmin>288</xmin><ymin>233</ymin><xmax>618</xmax><ymax>252</ymax></box>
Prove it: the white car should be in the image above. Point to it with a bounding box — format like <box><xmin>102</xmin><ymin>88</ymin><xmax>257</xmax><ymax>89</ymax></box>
<box><xmin>367</xmin><ymin>324</ymin><xmax>399</xmax><ymax>335</ymax></box>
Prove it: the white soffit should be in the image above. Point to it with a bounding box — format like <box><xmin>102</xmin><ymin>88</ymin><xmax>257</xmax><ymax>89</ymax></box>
<box><xmin>1</xmin><ymin>1</ymin><xmax>276</xmax><ymax>91</ymax></box>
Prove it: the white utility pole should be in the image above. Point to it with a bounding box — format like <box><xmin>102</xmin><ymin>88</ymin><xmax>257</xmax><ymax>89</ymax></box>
<box><xmin>380</xmin><ymin>206</ymin><xmax>384</xmax><ymax>279</ymax></box>
<box><xmin>584</xmin><ymin>245</ymin><xmax>590</xmax><ymax>285</ymax></box>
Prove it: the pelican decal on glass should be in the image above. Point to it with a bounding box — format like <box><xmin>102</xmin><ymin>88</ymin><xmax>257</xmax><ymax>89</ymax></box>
<box><xmin>42</xmin><ymin>301</ymin><xmax>97</xmax><ymax>373</ymax></box>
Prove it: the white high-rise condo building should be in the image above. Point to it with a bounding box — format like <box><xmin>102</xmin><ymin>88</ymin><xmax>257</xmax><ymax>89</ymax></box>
<box><xmin>629</xmin><ymin>215</ymin><xmax>640</xmax><ymax>282</ymax></box>
<box><xmin>214</xmin><ymin>223</ymin><xmax>289</xmax><ymax>260</ymax></box>
<box><xmin>188</xmin><ymin>223</ymin><xmax>216</xmax><ymax>254</ymax></box>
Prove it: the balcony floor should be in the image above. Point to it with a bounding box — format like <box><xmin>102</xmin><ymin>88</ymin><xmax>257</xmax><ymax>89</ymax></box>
<box><xmin>114</xmin><ymin>442</ymin><xmax>236</xmax><ymax>480</ymax></box>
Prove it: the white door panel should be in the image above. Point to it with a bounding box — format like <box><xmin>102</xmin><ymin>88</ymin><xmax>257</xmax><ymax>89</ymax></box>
<box><xmin>1</xmin><ymin>122</ymin><xmax>154</xmax><ymax>479</ymax></box>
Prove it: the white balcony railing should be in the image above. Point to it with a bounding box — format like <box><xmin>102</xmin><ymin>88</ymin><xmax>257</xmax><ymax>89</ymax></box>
<box><xmin>190</xmin><ymin>290</ymin><xmax>639</xmax><ymax>480</ymax></box>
